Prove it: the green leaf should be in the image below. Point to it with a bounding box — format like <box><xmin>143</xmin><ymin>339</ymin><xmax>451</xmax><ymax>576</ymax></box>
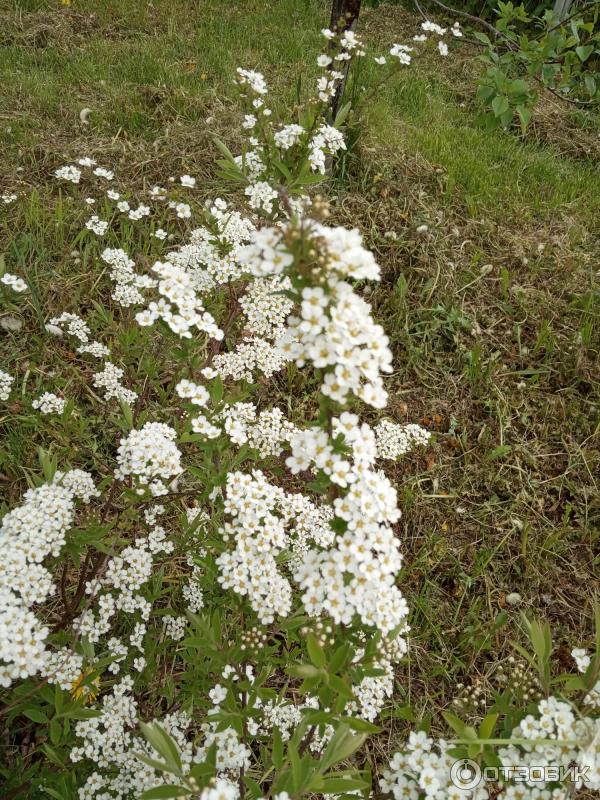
<box><xmin>327</xmin><ymin>674</ymin><xmax>354</xmax><ymax>700</ymax></box>
<box><xmin>333</xmin><ymin>101</ymin><xmax>352</xmax><ymax>129</ymax></box>
<box><xmin>341</xmin><ymin>717</ymin><xmax>381</xmax><ymax>733</ymax></box>
<box><xmin>329</xmin><ymin>642</ymin><xmax>352</xmax><ymax>674</ymax></box>
<box><xmin>473</xmin><ymin>31</ymin><xmax>492</xmax><ymax>45</ymax></box>
<box><xmin>287</xmin><ymin>663</ymin><xmax>322</xmax><ymax>679</ymax></box>
<box><xmin>584</xmin><ymin>74</ymin><xmax>597</xmax><ymax>97</ymax></box>
<box><xmin>442</xmin><ymin>712</ymin><xmax>467</xmax><ymax>737</ymax></box>
<box><xmin>136</xmin><ymin>753</ymin><xmax>182</xmax><ymax>777</ymax></box>
<box><xmin>516</xmin><ymin>105</ymin><xmax>532</xmax><ymax>133</ymax></box>
<box><xmin>320</xmin><ymin>725</ymin><xmax>369</xmax><ymax>772</ymax></box>
<box><xmin>49</xmin><ymin>718</ymin><xmax>62</xmax><ymax>745</ymax></box>
<box><xmin>479</xmin><ymin>713</ymin><xmax>498</xmax><ymax>740</ymax></box>
<box><xmin>486</xmin><ymin>444</ymin><xmax>512</xmax><ymax>462</ymax></box>
<box><xmin>272</xmin><ymin>726</ymin><xmax>283</xmax><ymax>769</ymax></box>
<box><xmin>319</xmin><ymin>777</ymin><xmax>371</xmax><ymax>793</ymax></box>
<box><xmin>119</xmin><ymin>398</ymin><xmax>133</xmax><ymax>428</ymax></box>
<box><xmin>575</xmin><ymin>45</ymin><xmax>593</xmax><ymax>62</ymax></box>
<box><xmin>23</xmin><ymin>707</ymin><xmax>49</xmax><ymax>723</ymax></box>
<box><xmin>142</xmin><ymin>786</ymin><xmax>191</xmax><ymax>799</ymax></box>
<box><xmin>139</xmin><ymin>722</ymin><xmax>183</xmax><ymax>774</ymax></box>
<box><xmin>306</xmin><ymin>634</ymin><xmax>326</xmax><ymax>669</ymax></box>
<box><xmin>491</xmin><ymin>95</ymin><xmax>510</xmax><ymax>117</ymax></box>
<box><xmin>212</xmin><ymin>136</ymin><xmax>237</xmax><ymax>165</ymax></box>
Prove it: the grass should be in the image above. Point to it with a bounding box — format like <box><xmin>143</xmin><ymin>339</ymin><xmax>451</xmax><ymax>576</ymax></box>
<box><xmin>1</xmin><ymin>0</ymin><xmax>599</xmax><ymax>750</ymax></box>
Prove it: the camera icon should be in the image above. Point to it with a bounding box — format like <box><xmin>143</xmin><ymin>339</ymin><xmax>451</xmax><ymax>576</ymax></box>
<box><xmin>450</xmin><ymin>758</ymin><xmax>482</xmax><ymax>790</ymax></box>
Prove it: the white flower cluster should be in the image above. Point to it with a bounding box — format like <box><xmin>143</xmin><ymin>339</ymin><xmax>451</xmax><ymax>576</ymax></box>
<box><xmin>346</xmin><ymin>658</ymin><xmax>395</xmax><ymax>722</ymax></box>
<box><xmin>0</xmin><ymin>471</ymin><xmax>97</xmax><ymax>687</ymax></box>
<box><xmin>163</xmin><ymin>615</ymin><xmax>187</xmax><ymax>641</ymax></box>
<box><xmin>182</xmin><ymin>555</ymin><xmax>205</xmax><ymax>612</ymax></box>
<box><xmin>48</xmin><ymin>312</ymin><xmax>111</xmax><ymax>359</ymax></box>
<box><xmin>390</xmin><ymin>43</ymin><xmax>413</xmax><ymax>66</ymax></box>
<box><xmin>101</xmin><ymin>247</ymin><xmax>157</xmax><ymax>307</ymax></box>
<box><xmin>93</xmin><ymin>362</ymin><xmax>138</xmax><ymax>405</ymax></box>
<box><xmin>573</xmin><ymin>647</ymin><xmax>600</xmax><ymax>709</ymax></box>
<box><xmin>382</xmin><ymin>731</ymin><xmax>489</xmax><ymax>800</ymax></box>
<box><xmin>291</xmin><ymin>423</ymin><xmax>408</xmax><ymax>634</ymax></box>
<box><xmin>176</xmin><ymin>378</ymin><xmax>210</xmax><ymax>406</ymax></box>
<box><xmin>207</xmin><ymin>337</ymin><xmax>293</xmax><ymax>383</ymax></box>
<box><xmin>32</xmin><ymin>392</ymin><xmax>66</xmax><ymax>415</ymax></box>
<box><xmin>234</xmin><ymin>149</ymin><xmax>266</xmax><ymax>181</ymax></box>
<box><xmin>238</xmin><ymin>221</ymin><xmax>392</xmax><ymax>405</ymax></box>
<box><xmin>72</xmin><ymin>677</ymin><xmax>190</xmax><ymax>799</ymax></box>
<box><xmin>239</xmin><ymin>274</ymin><xmax>294</xmax><ymax>338</ymax></box>
<box><xmin>0</xmin><ymin>370</ymin><xmax>14</xmax><ymax>400</ymax></box>
<box><xmin>85</xmin><ymin>215</ymin><xmax>109</xmax><ymax>236</ymax></box>
<box><xmin>284</xmin><ymin>279</ymin><xmax>392</xmax><ymax>408</ymax></box>
<box><xmin>236</xmin><ymin>67</ymin><xmax>268</xmax><ymax>96</ymax></box>
<box><xmin>375</xmin><ymin>420</ymin><xmax>431</xmax><ymax>459</ymax></box>
<box><xmin>115</xmin><ymin>422</ymin><xmax>182</xmax><ymax>496</ymax></box>
<box><xmin>245</xmin><ymin>180</ymin><xmax>279</xmax><ymax>214</ymax></box>
<box><xmin>55</xmin><ymin>164</ymin><xmax>82</xmax><ymax>184</ymax></box>
<box><xmin>72</xmin><ymin>667</ymin><xmax>251</xmax><ymax>800</ymax></box>
<box><xmin>41</xmin><ymin>647</ymin><xmax>85</xmax><ymax>692</ymax></box>
<box><xmin>413</xmin><ymin>20</ymin><xmax>461</xmax><ymax>55</ymax></box>
<box><xmin>250</xmin><ymin>694</ymin><xmax>333</xmax><ymax>752</ymax></box>
<box><xmin>217</xmin><ymin>470</ymin><xmax>333</xmax><ymax>624</ymax></box>
<box><xmin>135</xmin><ymin>260</ymin><xmax>223</xmax><ymax>340</ymax></box>
<box><xmin>1</xmin><ymin>272</ymin><xmax>27</xmax><ymax>292</ymax></box>
<box><xmin>274</xmin><ymin>123</ymin><xmax>304</xmax><ymax>150</ymax></box>
<box><xmin>308</xmin><ymin>124</ymin><xmax>347</xmax><ymax>174</ymax></box>
<box><xmin>497</xmin><ymin>695</ymin><xmax>600</xmax><ymax>794</ymax></box>
<box><xmin>221</xmin><ymin>402</ymin><xmax>297</xmax><ymax>457</ymax></box>
<box><xmin>75</xmin><ymin>508</ymin><xmax>172</xmax><ymax>662</ymax></box>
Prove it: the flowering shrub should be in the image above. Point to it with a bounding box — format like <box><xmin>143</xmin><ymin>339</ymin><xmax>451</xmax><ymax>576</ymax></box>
<box><xmin>1</xmin><ymin>25</ymin><xmax>598</xmax><ymax>800</ymax></box>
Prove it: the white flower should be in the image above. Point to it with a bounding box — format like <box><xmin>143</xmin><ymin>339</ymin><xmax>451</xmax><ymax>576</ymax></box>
<box><xmin>0</xmin><ymin>371</ymin><xmax>14</xmax><ymax>401</ymax></box>
<box><xmin>85</xmin><ymin>216</ymin><xmax>109</xmax><ymax>236</ymax></box>
<box><xmin>32</xmin><ymin>392</ymin><xmax>66</xmax><ymax>415</ymax></box>
<box><xmin>421</xmin><ymin>20</ymin><xmax>446</xmax><ymax>35</ymax></box>
<box><xmin>115</xmin><ymin>422</ymin><xmax>182</xmax><ymax>496</ymax></box>
<box><xmin>317</xmin><ymin>54</ymin><xmax>332</xmax><ymax>67</ymax></box>
<box><xmin>176</xmin><ymin>378</ymin><xmax>210</xmax><ymax>406</ymax></box>
<box><xmin>245</xmin><ymin>181</ymin><xmax>278</xmax><ymax>215</ymax></box>
<box><xmin>438</xmin><ymin>41</ymin><xmax>449</xmax><ymax>56</ymax></box>
<box><xmin>180</xmin><ymin>174</ymin><xmax>196</xmax><ymax>187</ymax></box>
<box><xmin>1</xmin><ymin>273</ymin><xmax>27</xmax><ymax>292</ymax></box>
<box><xmin>390</xmin><ymin>44</ymin><xmax>413</xmax><ymax>65</ymax></box>
<box><xmin>93</xmin><ymin>362</ymin><xmax>137</xmax><ymax>405</ymax></box>
<box><xmin>274</xmin><ymin>124</ymin><xmax>304</xmax><ymax>150</ymax></box>
<box><xmin>236</xmin><ymin>67</ymin><xmax>268</xmax><ymax>95</ymax></box>
<box><xmin>55</xmin><ymin>165</ymin><xmax>81</xmax><ymax>184</ymax></box>
<box><xmin>92</xmin><ymin>167</ymin><xmax>114</xmax><ymax>180</ymax></box>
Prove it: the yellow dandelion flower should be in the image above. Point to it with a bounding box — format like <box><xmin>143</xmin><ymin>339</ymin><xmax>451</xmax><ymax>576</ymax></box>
<box><xmin>71</xmin><ymin>670</ymin><xmax>100</xmax><ymax>704</ymax></box>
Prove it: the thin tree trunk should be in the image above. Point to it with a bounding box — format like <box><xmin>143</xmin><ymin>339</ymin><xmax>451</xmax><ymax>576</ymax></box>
<box><xmin>328</xmin><ymin>0</ymin><xmax>362</xmax><ymax>120</ymax></box>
